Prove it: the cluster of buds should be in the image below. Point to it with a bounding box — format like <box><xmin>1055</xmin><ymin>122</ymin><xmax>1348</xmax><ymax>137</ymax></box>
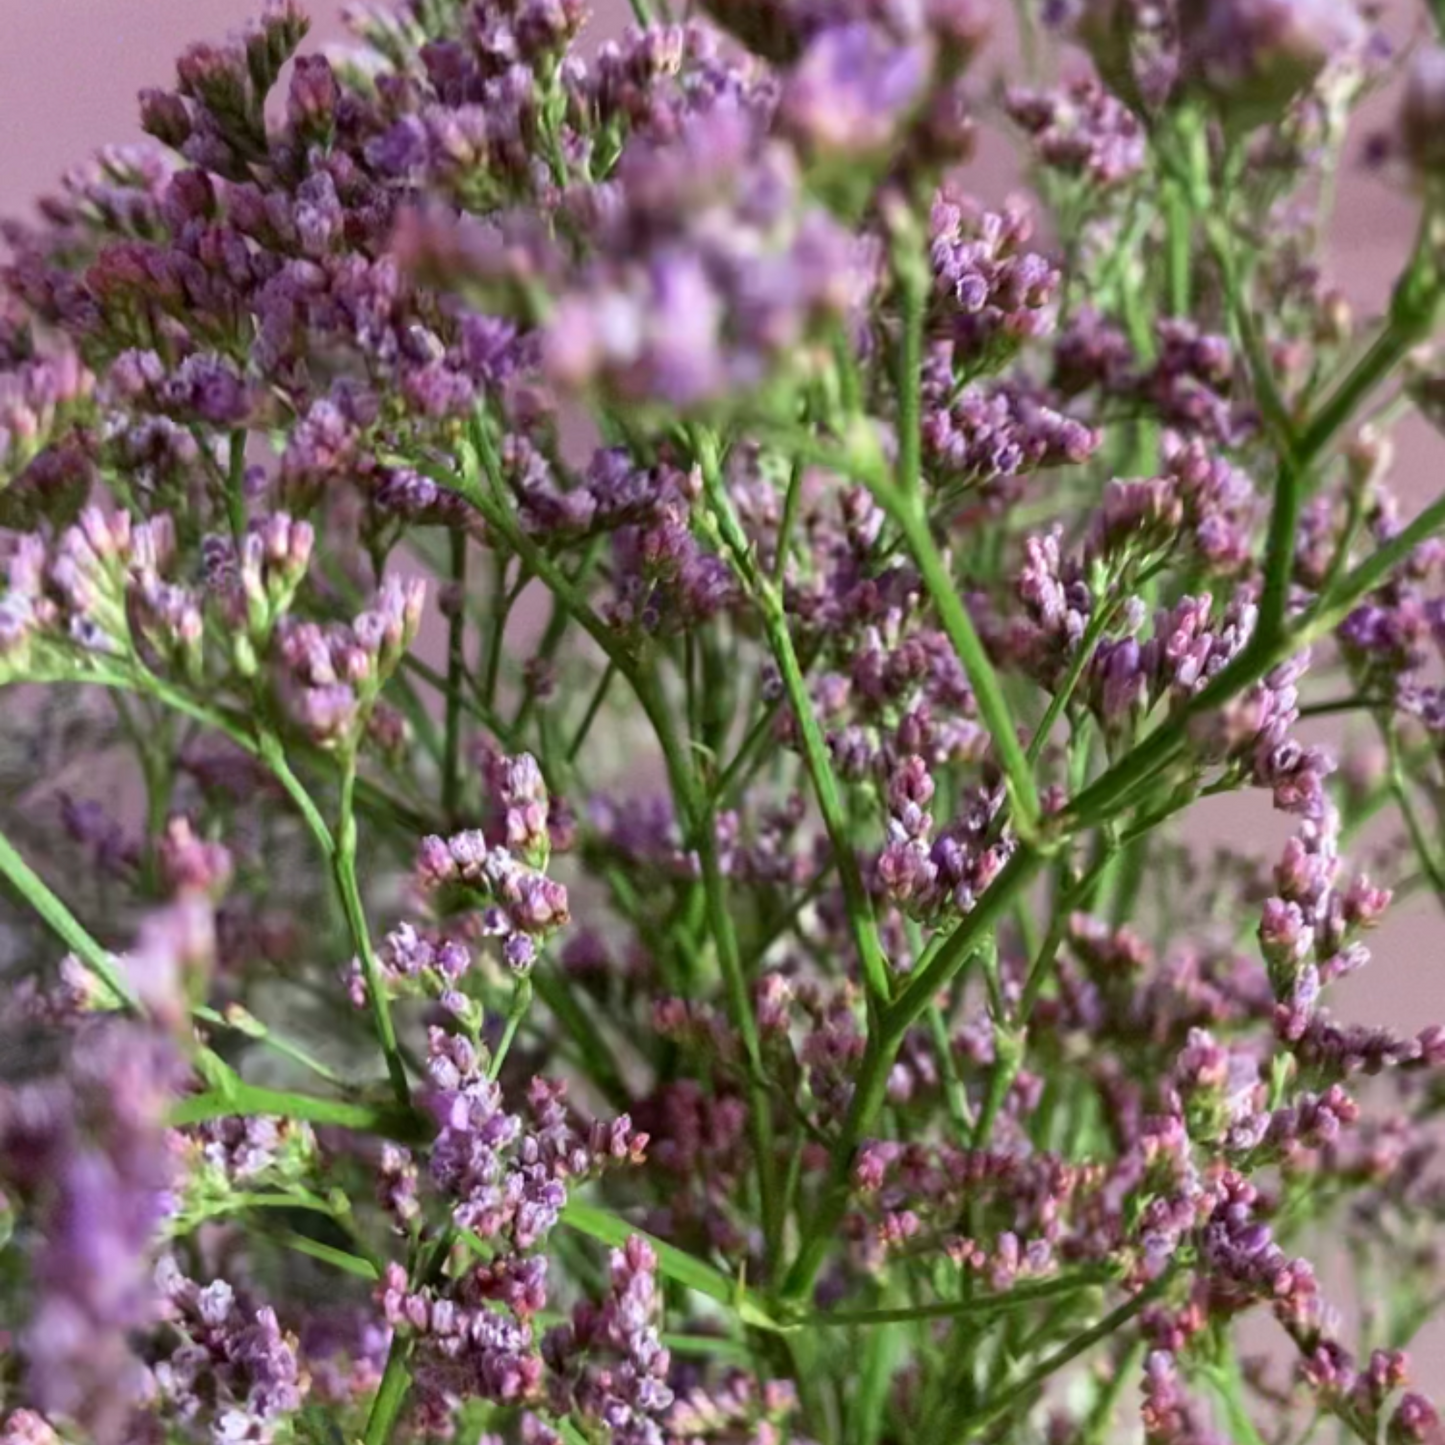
<box><xmin>417</xmin><ymin>753</ymin><xmax>569</xmax><ymax>971</ymax></box>
<box><xmin>271</xmin><ymin>574</ymin><xmax>425</xmax><ymax>749</ymax></box>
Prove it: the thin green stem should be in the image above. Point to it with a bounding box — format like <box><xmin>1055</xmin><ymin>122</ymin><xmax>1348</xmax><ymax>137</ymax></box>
<box><xmin>269</xmin><ymin>1230</ymin><xmax>381</xmax><ymax>1281</ymax></box>
<box><xmin>711</xmin><ymin>699</ymin><xmax>783</xmax><ymax>807</ymax></box>
<box><xmin>1385</xmin><ymin>724</ymin><xmax>1445</xmax><ymax>913</ymax></box>
<box><xmin>560</xmin><ymin>1200</ymin><xmax>780</xmax><ymax>1330</ymax></box>
<box><xmin>226</xmin><ymin>429</ymin><xmax>248</xmax><ymax>542</ymax></box>
<box><xmin>889</xmin><ymin>847</ymin><xmax>1044</xmax><ymax>1033</ymax></box>
<box><xmin>567</xmin><ymin>659</ymin><xmax>616</xmax><ymax>764</ymax></box>
<box><xmin>443</xmin><ymin>528</ymin><xmax>469</xmax><ymax>821</ymax></box>
<box><xmin>774</xmin><ymin>459</ymin><xmax>806</xmax><ymax>586</ymax></box>
<box><xmin>192</xmin><ymin>1004</ymin><xmax>348</xmax><ymax>1087</ymax></box>
<box><xmin>480</xmin><ymin>552</ymin><xmax>512</xmax><ymax>713</ymax></box>
<box><xmin>1164</xmin><ymin>181</ymin><xmax>1191</xmax><ymax>317</ymax></box>
<box><xmin>333</xmin><ymin>755</ymin><xmax>411</xmax><ymax>1106</ymax></box>
<box><xmin>886</xmin><ymin>500</ymin><xmax>1040</xmax><ymax>831</ymax></box>
<box><xmin>1082</xmin><ymin>1340</ymin><xmax>1145</xmax><ymax>1445</ymax></box>
<box><xmin>782</xmin><ymin>846</ymin><xmax>1043</xmax><ymax>1305</ymax></box>
<box><xmin>638</xmin><ymin>667</ymin><xmax>785</xmax><ymax>1265</ymax></box>
<box><xmin>0</xmin><ymin>826</ymin><xmax>135</xmax><ymax>1008</ymax></box>
<box><xmin>805</xmin><ymin>1271</ymin><xmax>1105</xmax><ymax>1328</ymax></box>
<box><xmin>455</xmin><ymin>432</ymin><xmax>784</xmax><ymax>1269</ymax></box>
<box><xmin>1018</xmin><ymin>844</ymin><xmax>1116</xmax><ymax>1023</ymax></box>
<box><xmin>1204</xmin><ymin>1352</ymin><xmax>1271</xmax><ymax>1445</ymax></box>
<box><xmin>926</xmin><ymin>1000</ymin><xmax>974</xmax><ymax>1137</ymax></box>
<box><xmin>529</xmin><ymin>963</ymin><xmax>630</xmax><ymax>1108</ymax></box>
<box><xmin>1202</xmin><ymin>213</ymin><xmax>1299</xmax><ymax>463</ymax></box>
<box><xmin>1314</xmin><ymin>490</ymin><xmax>1445</xmax><ymax>623</ymax></box>
<box><xmin>698</xmin><ymin>431</ymin><xmax>891</xmax><ymax>1007</ymax></box>
<box><xmin>1025</xmin><ymin>600</ymin><xmax>1117</xmax><ymax>766</ymax></box>
<box><xmin>1301</xmin><ymin>306</ymin><xmax>1432</xmax><ymax>463</ymax></box>
<box><xmin>172</xmin><ymin>1076</ymin><xmax>428</xmax><ymax>1142</ymax></box>
<box><xmin>893</xmin><ymin>233</ymin><xmax>928</xmax><ymax>502</ymax></box>
<box><xmin>938</xmin><ymin>1272</ymin><xmax>1173</xmax><ymax>1439</ymax></box>
<box><xmin>487</xmin><ymin>975</ymin><xmax>533</xmax><ymax>1080</ymax></box>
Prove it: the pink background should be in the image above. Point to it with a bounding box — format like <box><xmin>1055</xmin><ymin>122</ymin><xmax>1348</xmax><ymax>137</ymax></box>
<box><xmin>2</xmin><ymin>0</ymin><xmax>1442</xmax><ymax>1396</ymax></box>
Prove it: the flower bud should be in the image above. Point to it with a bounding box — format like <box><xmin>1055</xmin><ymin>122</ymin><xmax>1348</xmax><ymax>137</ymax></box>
<box><xmin>287</xmin><ymin>55</ymin><xmax>338</xmax><ymax>142</ymax></box>
<box><xmin>1181</xmin><ymin>0</ymin><xmax>1365</xmax><ymax>130</ymax></box>
<box><xmin>138</xmin><ymin>88</ymin><xmax>192</xmax><ymax>149</ymax></box>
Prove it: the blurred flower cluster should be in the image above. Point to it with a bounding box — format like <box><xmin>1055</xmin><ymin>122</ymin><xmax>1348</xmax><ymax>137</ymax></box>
<box><xmin>4</xmin><ymin>0</ymin><xmax>1445</xmax><ymax>1440</ymax></box>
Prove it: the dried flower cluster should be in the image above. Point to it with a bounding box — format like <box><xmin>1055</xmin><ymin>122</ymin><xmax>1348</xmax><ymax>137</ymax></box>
<box><xmin>3</xmin><ymin>0</ymin><xmax>1445</xmax><ymax>1440</ymax></box>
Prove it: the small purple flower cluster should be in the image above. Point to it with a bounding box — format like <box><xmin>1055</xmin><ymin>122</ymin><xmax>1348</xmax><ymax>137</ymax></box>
<box><xmin>415</xmin><ymin>752</ymin><xmax>569</xmax><ymax>973</ymax></box>
<box><xmin>152</xmin><ymin>1260</ymin><xmax>308</xmax><ymax>1444</ymax></box>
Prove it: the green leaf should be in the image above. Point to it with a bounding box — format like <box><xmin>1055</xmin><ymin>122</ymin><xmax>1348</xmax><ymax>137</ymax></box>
<box><xmin>271</xmin><ymin>1229</ymin><xmax>380</xmax><ymax>1281</ymax></box>
<box><xmin>559</xmin><ymin>1200</ymin><xmax>781</xmax><ymax>1331</ymax></box>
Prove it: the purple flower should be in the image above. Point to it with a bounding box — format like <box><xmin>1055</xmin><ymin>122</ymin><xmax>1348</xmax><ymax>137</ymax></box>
<box><xmin>781</xmin><ymin>24</ymin><xmax>932</xmax><ymax>158</ymax></box>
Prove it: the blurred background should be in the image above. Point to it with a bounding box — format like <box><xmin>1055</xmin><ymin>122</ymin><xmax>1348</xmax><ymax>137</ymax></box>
<box><xmin>2</xmin><ymin>0</ymin><xmax>1443</xmax><ymax>1388</ymax></box>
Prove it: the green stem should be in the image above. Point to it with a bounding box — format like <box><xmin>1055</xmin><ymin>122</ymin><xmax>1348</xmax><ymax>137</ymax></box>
<box><xmin>1385</xmin><ymin>724</ymin><xmax>1445</xmax><ymax>912</ymax></box>
<box><xmin>939</xmin><ymin>1272</ymin><xmax>1173</xmax><ymax>1439</ymax></box>
<box><xmin>487</xmin><ymin>975</ymin><xmax>533</xmax><ymax>1080</ymax></box>
<box><xmin>172</xmin><ymin>1077</ymin><xmax>428</xmax><ymax>1142</ymax></box>
<box><xmin>529</xmin><ymin>963</ymin><xmax>630</xmax><ymax>1108</ymax></box>
<box><xmin>638</xmin><ymin>668</ymin><xmax>785</xmax><ymax>1266</ymax></box>
<box><xmin>192</xmin><ymin>1004</ymin><xmax>348</xmax><ymax>1087</ymax></box>
<box><xmin>1025</xmin><ymin>599</ymin><xmax>1117</xmax><ymax>766</ymax></box>
<box><xmin>1018</xmin><ymin>844</ymin><xmax>1116</xmax><ymax>1022</ymax></box>
<box><xmin>888</xmin><ymin>847</ymin><xmax>1044</xmax><ymax>1032</ymax></box>
<box><xmin>270</xmin><ymin>1230</ymin><xmax>381</xmax><ymax>1280</ymax></box>
<box><xmin>1082</xmin><ymin>1340</ymin><xmax>1145</xmax><ymax>1445</ymax></box>
<box><xmin>333</xmin><ymin>755</ymin><xmax>411</xmax><ymax>1106</ymax></box>
<box><xmin>0</xmin><ymin>827</ymin><xmax>135</xmax><ymax>1008</ymax></box>
<box><xmin>560</xmin><ymin>1199</ymin><xmax>779</xmax><ymax>1330</ymax></box>
<box><xmin>567</xmin><ymin>660</ymin><xmax>616</xmax><ymax>764</ymax></box>
<box><xmin>698</xmin><ymin>432</ymin><xmax>891</xmax><ymax>1006</ymax></box>
<box><xmin>1205</xmin><ymin>215</ymin><xmax>1298</xmax><ymax>460</ymax></box>
<box><xmin>443</xmin><ymin>527</ymin><xmax>469</xmax><ymax>821</ymax></box>
<box><xmin>893</xmin><ymin>234</ymin><xmax>927</xmax><ymax>502</ymax></box>
<box><xmin>926</xmin><ymin>1000</ymin><xmax>974</xmax><ymax>1137</ymax></box>
<box><xmin>886</xmin><ymin>500</ymin><xmax>1040</xmax><ymax>831</ymax></box>
<box><xmin>226</xmin><ymin>429</ymin><xmax>248</xmax><ymax>542</ymax></box>
<box><xmin>480</xmin><ymin>552</ymin><xmax>512</xmax><ymax>713</ymax></box>
<box><xmin>1314</xmin><ymin>489</ymin><xmax>1445</xmax><ymax>622</ymax></box>
<box><xmin>363</xmin><ymin>1334</ymin><xmax>414</xmax><ymax>1445</ymax></box>
<box><xmin>711</xmin><ymin>699</ymin><xmax>783</xmax><ymax>807</ymax></box>
<box><xmin>806</xmin><ymin>1272</ymin><xmax>1105</xmax><ymax>1328</ymax></box>
<box><xmin>774</xmin><ymin>459</ymin><xmax>806</xmax><ymax>586</ymax></box>
<box><xmin>455</xmin><ymin>433</ymin><xmax>783</xmax><ymax>1269</ymax></box>
<box><xmin>1164</xmin><ymin>181</ymin><xmax>1191</xmax><ymax>317</ymax></box>
<box><xmin>1204</xmin><ymin>1353</ymin><xmax>1270</xmax><ymax>1445</ymax></box>
<box><xmin>1300</xmin><ymin>294</ymin><xmax>1434</xmax><ymax>463</ymax></box>
<box><xmin>782</xmin><ymin>846</ymin><xmax>1043</xmax><ymax>1305</ymax></box>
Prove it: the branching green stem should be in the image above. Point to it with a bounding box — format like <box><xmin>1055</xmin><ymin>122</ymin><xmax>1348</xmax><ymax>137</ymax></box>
<box><xmin>937</xmin><ymin>1271</ymin><xmax>1174</xmax><ymax>1439</ymax></box>
<box><xmin>453</xmin><ymin>425</ymin><xmax>784</xmax><ymax>1269</ymax></box>
<box><xmin>782</xmin><ymin>846</ymin><xmax>1044</xmax><ymax>1305</ymax></box>
<box><xmin>697</xmin><ymin>430</ymin><xmax>892</xmax><ymax>1008</ymax></box>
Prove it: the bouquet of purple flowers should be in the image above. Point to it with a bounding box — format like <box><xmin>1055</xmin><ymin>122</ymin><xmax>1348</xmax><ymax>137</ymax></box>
<box><xmin>4</xmin><ymin>0</ymin><xmax>1445</xmax><ymax>1438</ymax></box>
